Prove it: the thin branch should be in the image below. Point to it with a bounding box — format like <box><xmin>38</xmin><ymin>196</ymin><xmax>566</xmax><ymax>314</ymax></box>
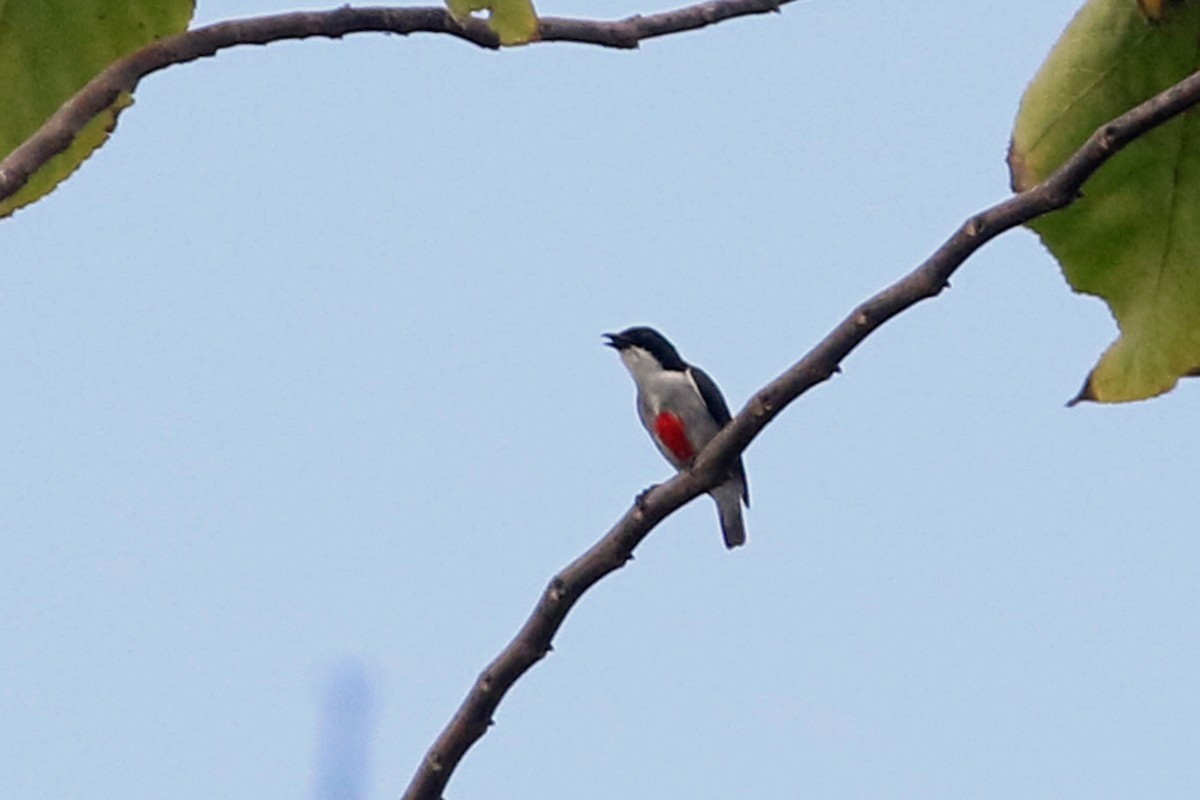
<box><xmin>0</xmin><ymin>0</ymin><xmax>789</xmax><ymax>209</ymax></box>
<box><xmin>398</xmin><ymin>67</ymin><xmax>1200</xmax><ymax>800</ymax></box>
<box><xmin>540</xmin><ymin>0</ymin><xmax>784</xmax><ymax>46</ymax></box>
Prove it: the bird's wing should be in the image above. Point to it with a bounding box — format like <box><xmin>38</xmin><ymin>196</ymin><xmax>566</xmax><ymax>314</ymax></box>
<box><xmin>689</xmin><ymin>366</ymin><xmax>750</xmax><ymax>506</ymax></box>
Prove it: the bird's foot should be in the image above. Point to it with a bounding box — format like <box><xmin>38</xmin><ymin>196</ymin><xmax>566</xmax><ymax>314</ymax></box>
<box><xmin>635</xmin><ymin>484</ymin><xmax>660</xmax><ymax>511</ymax></box>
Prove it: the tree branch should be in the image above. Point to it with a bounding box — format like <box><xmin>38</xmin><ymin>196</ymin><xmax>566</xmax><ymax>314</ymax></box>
<box><xmin>0</xmin><ymin>0</ymin><xmax>791</xmax><ymax>209</ymax></box>
<box><xmin>398</xmin><ymin>66</ymin><xmax>1200</xmax><ymax>800</ymax></box>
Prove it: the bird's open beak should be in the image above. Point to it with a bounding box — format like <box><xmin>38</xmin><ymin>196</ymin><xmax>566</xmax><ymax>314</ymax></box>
<box><xmin>603</xmin><ymin>333</ymin><xmax>624</xmax><ymax>349</ymax></box>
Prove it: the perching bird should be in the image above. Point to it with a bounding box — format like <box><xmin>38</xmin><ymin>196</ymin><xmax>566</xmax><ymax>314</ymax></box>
<box><xmin>604</xmin><ymin>326</ymin><xmax>749</xmax><ymax>548</ymax></box>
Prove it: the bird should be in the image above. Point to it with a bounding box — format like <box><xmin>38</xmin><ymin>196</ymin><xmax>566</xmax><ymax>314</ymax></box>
<box><xmin>604</xmin><ymin>325</ymin><xmax>749</xmax><ymax>549</ymax></box>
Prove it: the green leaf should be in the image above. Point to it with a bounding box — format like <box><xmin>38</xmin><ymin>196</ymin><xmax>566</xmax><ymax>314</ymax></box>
<box><xmin>1009</xmin><ymin>0</ymin><xmax>1200</xmax><ymax>403</ymax></box>
<box><xmin>446</xmin><ymin>0</ymin><xmax>539</xmax><ymax>46</ymax></box>
<box><xmin>0</xmin><ymin>0</ymin><xmax>195</xmax><ymax>218</ymax></box>
<box><xmin>1137</xmin><ymin>0</ymin><xmax>1168</xmax><ymax>20</ymax></box>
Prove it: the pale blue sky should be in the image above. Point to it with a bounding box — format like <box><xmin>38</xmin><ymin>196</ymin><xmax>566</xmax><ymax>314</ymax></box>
<box><xmin>4</xmin><ymin>1</ymin><xmax>1198</xmax><ymax>798</ymax></box>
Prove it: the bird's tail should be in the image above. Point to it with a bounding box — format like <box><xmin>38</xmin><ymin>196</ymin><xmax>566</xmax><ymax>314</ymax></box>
<box><xmin>710</xmin><ymin>480</ymin><xmax>747</xmax><ymax>549</ymax></box>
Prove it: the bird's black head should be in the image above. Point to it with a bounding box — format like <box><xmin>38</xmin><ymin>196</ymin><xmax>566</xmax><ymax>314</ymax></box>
<box><xmin>603</xmin><ymin>326</ymin><xmax>687</xmax><ymax>371</ymax></box>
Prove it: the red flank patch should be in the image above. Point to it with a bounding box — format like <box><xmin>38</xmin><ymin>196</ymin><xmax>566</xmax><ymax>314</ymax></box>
<box><xmin>654</xmin><ymin>411</ymin><xmax>694</xmax><ymax>463</ymax></box>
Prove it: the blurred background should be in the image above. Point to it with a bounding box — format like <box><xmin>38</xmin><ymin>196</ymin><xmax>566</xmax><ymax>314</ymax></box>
<box><xmin>3</xmin><ymin>1</ymin><xmax>1198</xmax><ymax>798</ymax></box>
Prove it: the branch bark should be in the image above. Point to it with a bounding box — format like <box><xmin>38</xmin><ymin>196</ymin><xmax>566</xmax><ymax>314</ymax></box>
<box><xmin>0</xmin><ymin>0</ymin><xmax>791</xmax><ymax>209</ymax></box>
<box><xmin>398</xmin><ymin>66</ymin><xmax>1200</xmax><ymax>800</ymax></box>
